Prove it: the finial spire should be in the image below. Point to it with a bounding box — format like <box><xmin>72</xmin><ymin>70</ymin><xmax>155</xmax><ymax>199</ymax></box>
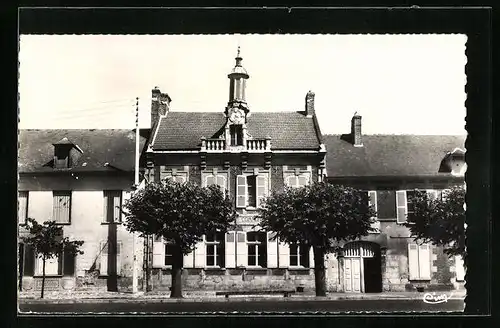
<box><xmin>237</xmin><ymin>46</ymin><xmax>241</xmax><ymax>57</ymax></box>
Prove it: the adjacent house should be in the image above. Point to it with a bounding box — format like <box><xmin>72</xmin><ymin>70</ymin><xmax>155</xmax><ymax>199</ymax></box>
<box><xmin>322</xmin><ymin>116</ymin><xmax>466</xmax><ymax>292</ymax></box>
<box><xmin>18</xmin><ymin>129</ymin><xmax>147</xmax><ymax>293</ymax></box>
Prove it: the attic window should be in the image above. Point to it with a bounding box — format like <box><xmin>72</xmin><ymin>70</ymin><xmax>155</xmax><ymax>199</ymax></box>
<box><xmin>54</xmin><ymin>145</ymin><xmax>71</xmax><ymax>169</ymax></box>
<box><xmin>230</xmin><ymin>125</ymin><xmax>243</xmax><ymax>146</ymax></box>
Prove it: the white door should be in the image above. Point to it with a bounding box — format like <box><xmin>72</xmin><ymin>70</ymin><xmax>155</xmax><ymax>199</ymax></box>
<box><xmin>344</xmin><ymin>258</ymin><xmax>362</xmax><ymax>292</ymax></box>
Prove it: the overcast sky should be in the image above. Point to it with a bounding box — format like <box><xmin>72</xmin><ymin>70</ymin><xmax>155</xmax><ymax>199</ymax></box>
<box><xmin>19</xmin><ymin>34</ymin><xmax>467</xmax><ymax>135</ymax></box>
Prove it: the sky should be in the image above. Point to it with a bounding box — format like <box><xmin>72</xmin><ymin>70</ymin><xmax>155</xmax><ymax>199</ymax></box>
<box><xmin>18</xmin><ymin>34</ymin><xmax>467</xmax><ymax>135</ymax></box>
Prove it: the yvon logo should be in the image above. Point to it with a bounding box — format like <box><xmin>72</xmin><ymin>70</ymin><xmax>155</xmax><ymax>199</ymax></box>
<box><xmin>423</xmin><ymin>292</ymin><xmax>454</xmax><ymax>304</ymax></box>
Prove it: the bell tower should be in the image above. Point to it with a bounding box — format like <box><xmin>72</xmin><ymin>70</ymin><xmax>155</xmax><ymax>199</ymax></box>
<box><xmin>226</xmin><ymin>46</ymin><xmax>250</xmax><ymax>119</ymax></box>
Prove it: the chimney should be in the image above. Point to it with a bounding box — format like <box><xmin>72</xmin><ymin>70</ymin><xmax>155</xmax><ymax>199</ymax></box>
<box><xmin>305</xmin><ymin>90</ymin><xmax>315</xmax><ymax>117</ymax></box>
<box><xmin>151</xmin><ymin>87</ymin><xmax>171</xmax><ymax>129</ymax></box>
<box><xmin>351</xmin><ymin>113</ymin><xmax>363</xmax><ymax>147</ymax></box>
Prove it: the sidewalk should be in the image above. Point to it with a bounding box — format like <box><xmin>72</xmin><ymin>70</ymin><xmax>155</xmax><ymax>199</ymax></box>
<box><xmin>18</xmin><ymin>289</ymin><xmax>466</xmax><ymax>304</ymax></box>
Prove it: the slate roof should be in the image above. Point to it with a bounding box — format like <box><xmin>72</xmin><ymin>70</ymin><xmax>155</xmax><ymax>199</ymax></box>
<box><xmin>18</xmin><ymin>129</ymin><xmax>147</xmax><ymax>173</ymax></box>
<box><xmin>324</xmin><ymin>134</ymin><xmax>466</xmax><ymax>177</ymax></box>
<box><xmin>151</xmin><ymin>111</ymin><xmax>322</xmax><ymax>150</ymax></box>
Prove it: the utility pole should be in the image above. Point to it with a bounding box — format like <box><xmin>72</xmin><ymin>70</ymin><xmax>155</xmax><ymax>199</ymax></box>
<box><xmin>132</xmin><ymin>97</ymin><xmax>139</xmax><ymax>294</ymax></box>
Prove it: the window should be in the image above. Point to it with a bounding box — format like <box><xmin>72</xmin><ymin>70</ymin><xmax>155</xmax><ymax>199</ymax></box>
<box><xmin>376</xmin><ymin>190</ymin><xmax>397</xmax><ymax>219</ymax></box>
<box><xmin>236</xmin><ymin>174</ymin><xmax>268</xmax><ymax>208</ymax></box>
<box><xmin>205</xmin><ymin>232</ymin><xmax>225</xmax><ymax>267</ymax></box>
<box><xmin>230</xmin><ymin>125</ymin><xmax>243</xmax><ymax>146</ymax></box>
<box><xmin>408</xmin><ymin>243</ymin><xmax>431</xmax><ymax>280</ymax></box>
<box><xmin>54</xmin><ymin>145</ymin><xmax>70</xmax><ymax>168</ymax></box>
<box><xmin>36</xmin><ymin>254</ymin><xmax>60</xmax><ymax>276</ymax></box>
<box><xmin>21</xmin><ymin>244</ymin><xmax>35</xmax><ymax>277</ymax></box>
<box><xmin>289</xmin><ymin>244</ymin><xmax>310</xmax><ymax>267</ymax></box>
<box><xmin>103</xmin><ymin>190</ymin><xmax>122</xmax><ymax>223</ymax></box>
<box><xmin>53</xmin><ymin>191</ymin><xmax>71</xmax><ymax>224</ymax></box>
<box><xmin>286</xmin><ymin>175</ymin><xmax>309</xmax><ymax>188</ymax></box>
<box><xmin>406</xmin><ymin>190</ymin><xmax>417</xmax><ymax>223</ymax></box>
<box><xmin>247</xmin><ymin>232</ymin><xmax>267</xmax><ymax>267</ymax></box>
<box><xmin>18</xmin><ymin>191</ymin><xmax>28</xmax><ymax>224</ymax></box>
<box><xmin>161</xmin><ymin>168</ymin><xmax>188</xmax><ymax>184</ymax></box>
<box><xmin>368</xmin><ymin>191</ymin><xmax>380</xmax><ymax>231</ymax></box>
<box><xmin>165</xmin><ymin>244</ymin><xmax>174</xmax><ymax>266</ymax></box>
<box><xmin>455</xmin><ymin>255</ymin><xmax>465</xmax><ymax>282</ymax></box>
<box><xmin>205</xmin><ymin>174</ymin><xmax>227</xmax><ymax>196</ymax></box>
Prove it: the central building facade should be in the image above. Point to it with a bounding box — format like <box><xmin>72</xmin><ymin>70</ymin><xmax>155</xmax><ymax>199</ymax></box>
<box><xmin>144</xmin><ymin>50</ymin><xmax>328</xmax><ymax>291</ymax></box>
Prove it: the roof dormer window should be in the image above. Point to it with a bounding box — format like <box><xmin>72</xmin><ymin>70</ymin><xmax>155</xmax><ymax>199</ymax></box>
<box><xmin>54</xmin><ymin>145</ymin><xmax>71</xmax><ymax>169</ymax></box>
<box><xmin>230</xmin><ymin>125</ymin><xmax>243</xmax><ymax>146</ymax></box>
<box><xmin>52</xmin><ymin>137</ymin><xmax>83</xmax><ymax>169</ymax></box>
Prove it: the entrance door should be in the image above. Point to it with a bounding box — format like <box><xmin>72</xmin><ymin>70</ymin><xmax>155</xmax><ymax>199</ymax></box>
<box><xmin>363</xmin><ymin>255</ymin><xmax>382</xmax><ymax>293</ymax></box>
<box><xmin>344</xmin><ymin>258</ymin><xmax>362</xmax><ymax>292</ymax></box>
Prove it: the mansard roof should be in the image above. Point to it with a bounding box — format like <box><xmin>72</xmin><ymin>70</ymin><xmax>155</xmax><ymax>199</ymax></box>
<box><xmin>18</xmin><ymin>129</ymin><xmax>147</xmax><ymax>173</ymax></box>
<box><xmin>151</xmin><ymin>111</ymin><xmax>322</xmax><ymax>151</ymax></box>
<box><xmin>324</xmin><ymin>134</ymin><xmax>466</xmax><ymax>178</ymax></box>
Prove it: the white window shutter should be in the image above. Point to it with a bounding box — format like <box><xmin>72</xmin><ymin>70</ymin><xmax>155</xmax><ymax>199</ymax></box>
<box><xmin>408</xmin><ymin>243</ymin><xmax>419</xmax><ymax>280</ymax></box>
<box><xmin>266</xmin><ymin>232</ymin><xmax>278</xmax><ymax>268</ymax></box>
<box><xmin>194</xmin><ymin>238</ymin><xmax>206</xmax><ymax>268</ymax></box>
<box><xmin>183</xmin><ymin>249</ymin><xmax>194</xmax><ymax>268</ymax></box>
<box><xmin>298</xmin><ymin>175</ymin><xmax>308</xmax><ymax>187</ymax></box>
<box><xmin>309</xmin><ymin>246</ymin><xmax>315</xmax><ymax>268</ymax></box>
<box><xmin>455</xmin><ymin>255</ymin><xmax>465</xmax><ymax>281</ymax></box>
<box><xmin>278</xmin><ymin>239</ymin><xmax>290</xmax><ymax>268</ymax></box>
<box><xmin>216</xmin><ymin>175</ymin><xmax>226</xmax><ymax>196</ymax></box>
<box><xmin>113</xmin><ymin>192</ymin><xmax>121</xmax><ymax>222</ymax></box>
<box><xmin>225</xmin><ymin>232</ymin><xmax>236</xmax><ymax>268</ymax></box>
<box><xmin>152</xmin><ymin>238</ymin><xmax>165</xmax><ymax>268</ymax></box>
<box><xmin>236</xmin><ymin>175</ymin><xmax>247</xmax><ymax>208</ymax></box>
<box><xmin>256</xmin><ymin>175</ymin><xmax>267</xmax><ymax>208</ymax></box>
<box><xmin>100</xmin><ymin>241</ymin><xmax>108</xmax><ymax>276</ymax></box>
<box><xmin>418</xmin><ymin>244</ymin><xmax>431</xmax><ymax>280</ymax></box>
<box><xmin>396</xmin><ymin>190</ymin><xmax>407</xmax><ymax>223</ymax></box>
<box><xmin>116</xmin><ymin>242</ymin><xmax>122</xmax><ymax>276</ymax></box>
<box><xmin>236</xmin><ymin>232</ymin><xmax>247</xmax><ymax>267</ymax></box>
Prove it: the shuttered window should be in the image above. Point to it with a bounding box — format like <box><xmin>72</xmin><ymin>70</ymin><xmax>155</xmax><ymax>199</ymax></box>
<box><xmin>103</xmin><ymin>190</ymin><xmax>122</xmax><ymax>223</ymax></box>
<box><xmin>18</xmin><ymin>191</ymin><xmax>28</xmax><ymax>224</ymax></box>
<box><xmin>22</xmin><ymin>244</ymin><xmax>35</xmax><ymax>276</ymax></box>
<box><xmin>408</xmin><ymin>243</ymin><xmax>432</xmax><ymax>280</ymax></box>
<box><xmin>289</xmin><ymin>244</ymin><xmax>310</xmax><ymax>267</ymax></box>
<box><xmin>53</xmin><ymin>191</ymin><xmax>71</xmax><ymax>223</ymax></box>
<box><xmin>247</xmin><ymin>232</ymin><xmax>267</xmax><ymax>267</ymax></box>
<box><xmin>376</xmin><ymin>190</ymin><xmax>397</xmax><ymax>219</ymax></box>
<box><xmin>236</xmin><ymin>175</ymin><xmax>247</xmax><ymax>208</ymax></box>
<box><xmin>236</xmin><ymin>174</ymin><xmax>268</xmax><ymax>208</ymax></box>
<box><xmin>205</xmin><ymin>232</ymin><xmax>225</xmax><ymax>267</ymax></box>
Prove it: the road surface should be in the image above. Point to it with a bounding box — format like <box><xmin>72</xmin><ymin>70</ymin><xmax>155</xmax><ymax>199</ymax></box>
<box><xmin>19</xmin><ymin>299</ymin><xmax>465</xmax><ymax>314</ymax></box>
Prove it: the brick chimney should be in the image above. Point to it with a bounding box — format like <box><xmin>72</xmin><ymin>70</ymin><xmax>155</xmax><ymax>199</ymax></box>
<box><xmin>305</xmin><ymin>90</ymin><xmax>315</xmax><ymax>117</ymax></box>
<box><xmin>351</xmin><ymin>113</ymin><xmax>363</xmax><ymax>147</ymax></box>
<box><xmin>151</xmin><ymin>87</ymin><xmax>171</xmax><ymax>129</ymax></box>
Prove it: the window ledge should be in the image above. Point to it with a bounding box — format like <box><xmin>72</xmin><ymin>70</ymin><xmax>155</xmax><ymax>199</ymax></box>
<box><xmin>54</xmin><ymin>222</ymin><xmax>71</xmax><ymax>226</ymax></box>
<box><xmin>245</xmin><ymin>267</ymin><xmax>267</xmax><ymax>271</ymax></box>
<box><xmin>101</xmin><ymin>222</ymin><xmax>122</xmax><ymax>225</ymax></box>
<box><xmin>288</xmin><ymin>267</ymin><xmax>311</xmax><ymax>271</ymax></box>
<box><xmin>205</xmin><ymin>267</ymin><xmax>226</xmax><ymax>271</ymax></box>
<box><xmin>33</xmin><ymin>275</ymin><xmax>63</xmax><ymax>278</ymax></box>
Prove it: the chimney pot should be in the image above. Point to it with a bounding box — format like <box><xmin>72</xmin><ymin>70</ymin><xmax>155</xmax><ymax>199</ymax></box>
<box><xmin>151</xmin><ymin>87</ymin><xmax>171</xmax><ymax>130</ymax></box>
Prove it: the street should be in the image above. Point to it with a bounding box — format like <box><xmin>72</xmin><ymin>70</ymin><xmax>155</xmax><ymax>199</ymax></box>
<box><xmin>19</xmin><ymin>299</ymin><xmax>465</xmax><ymax>314</ymax></box>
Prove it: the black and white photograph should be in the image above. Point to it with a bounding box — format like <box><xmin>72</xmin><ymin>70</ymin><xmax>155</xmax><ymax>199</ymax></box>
<box><xmin>17</xmin><ymin>31</ymin><xmax>469</xmax><ymax>314</ymax></box>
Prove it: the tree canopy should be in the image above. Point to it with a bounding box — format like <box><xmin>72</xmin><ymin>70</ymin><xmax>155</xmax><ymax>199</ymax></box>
<box><xmin>404</xmin><ymin>185</ymin><xmax>466</xmax><ymax>259</ymax></box>
<box><xmin>123</xmin><ymin>179</ymin><xmax>237</xmax><ymax>254</ymax></box>
<box><xmin>258</xmin><ymin>182</ymin><xmax>377</xmax><ymax>251</ymax></box>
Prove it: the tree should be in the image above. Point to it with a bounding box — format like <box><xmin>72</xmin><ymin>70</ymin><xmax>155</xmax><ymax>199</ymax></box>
<box><xmin>258</xmin><ymin>182</ymin><xmax>376</xmax><ymax>296</ymax></box>
<box><xmin>123</xmin><ymin>180</ymin><xmax>236</xmax><ymax>298</ymax></box>
<box><xmin>404</xmin><ymin>185</ymin><xmax>466</xmax><ymax>260</ymax></box>
<box><xmin>22</xmin><ymin>218</ymin><xmax>84</xmax><ymax>299</ymax></box>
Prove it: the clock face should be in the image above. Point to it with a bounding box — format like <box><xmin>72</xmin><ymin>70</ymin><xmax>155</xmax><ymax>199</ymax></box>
<box><xmin>229</xmin><ymin>108</ymin><xmax>244</xmax><ymax>123</ymax></box>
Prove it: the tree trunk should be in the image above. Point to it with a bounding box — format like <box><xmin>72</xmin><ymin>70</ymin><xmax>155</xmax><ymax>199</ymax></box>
<box><xmin>170</xmin><ymin>245</ymin><xmax>183</xmax><ymax>298</ymax></box>
<box><xmin>146</xmin><ymin>235</ymin><xmax>152</xmax><ymax>292</ymax></box>
<box><xmin>41</xmin><ymin>256</ymin><xmax>46</xmax><ymax>299</ymax></box>
<box><xmin>313</xmin><ymin>246</ymin><xmax>327</xmax><ymax>297</ymax></box>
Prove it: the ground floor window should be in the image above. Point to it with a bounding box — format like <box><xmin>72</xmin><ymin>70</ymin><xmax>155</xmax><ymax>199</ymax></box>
<box><xmin>247</xmin><ymin>232</ymin><xmax>267</xmax><ymax>267</ymax></box>
<box><xmin>205</xmin><ymin>232</ymin><xmax>225</xmax><ymax>267</ymax></box>
<box><xmin>289</xmin><ymin>244</ymin><xmax>310</xmax><ymax>267</ymax></box>
<box><xmin>408</xmin><ymin>243</ymin><xmax>431</xmax><ymax>280</ymax></box>
<box><xmin>18</xmin><ymin>243</ymin><xmax>76</xmax><ymax>277</ymax></box>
